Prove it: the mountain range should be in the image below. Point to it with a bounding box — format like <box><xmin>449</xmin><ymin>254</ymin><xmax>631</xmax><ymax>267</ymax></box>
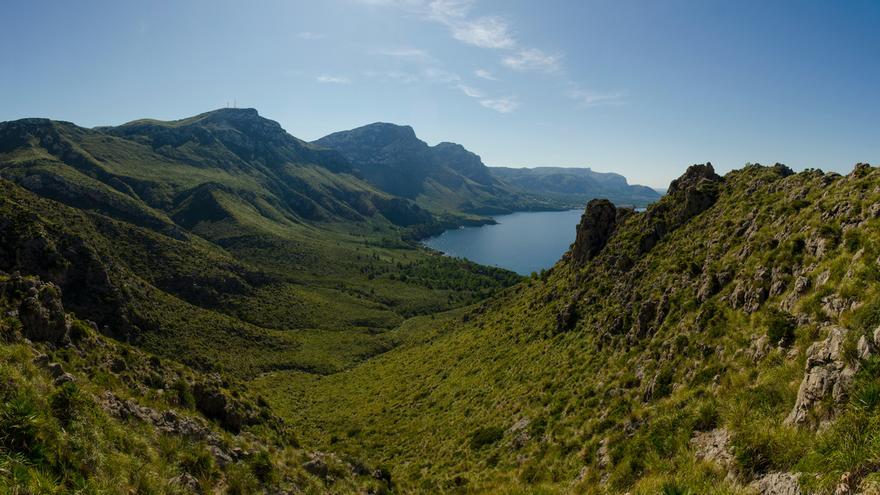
<box><xmin>315</xmin><ymin>122</ymin><xmax>659</xmax><ymax>218</ymax></box>
<box><xmin>491</xmin><ymin>166</ymin><xmax>661</xmax><ymax>207</ymax></box>
<box><xmin>3</xmin><ymin>108</ymin><xmax>875</xmax><ymax>494</ymax></box>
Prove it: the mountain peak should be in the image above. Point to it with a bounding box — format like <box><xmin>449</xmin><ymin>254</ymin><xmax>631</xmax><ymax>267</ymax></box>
<box><xmin>350</xmin><ymin>122</ymin><xmax>418</xmax><ymax>141</ymax></box>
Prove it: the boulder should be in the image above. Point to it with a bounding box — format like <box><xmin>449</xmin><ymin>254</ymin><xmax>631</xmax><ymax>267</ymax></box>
<box><xmin>17</xmin><ymin>281</ymin><xmax>70</xmax><ymax>344</ymax></box>
<box><xmin>303</xmin><ymin>453</ymin><xmax>330</xmax><ymax>479</ymax></box>
<box><xmin>690</xmin><ymin>428</ymin><xmax>733</xmax><ymax>470</ymax></box>
<box><xmin>192</xmin><ymin>382</ymin><xmax>252</xmax><ymax>433</ymax></box>
<box><xmin>169</xmin><ymin>472</ymin><xmax>200</xmax><ymax>492</ymax></box>
<box><xmin>53</xmin><ymin>373</ymin><xmax>76</xmax><ymax>386</ymax></box>
<box><xmin>667</xmin><ymin>163</ymin><xmax>722</xmax><ymax>195</ymax></box>
<box><xmin>786</xmin><ymin>326</ymin><xmax>864</xmax><ymax>426</ymax></box>
<box><xmin>749</xmin><ymin>472</ymin><xmax>802</xmax><ymax>495</ymax></box>
<box><xmin>667</xmin><ymin>163</ymin><xmax>723</xmax><ymax>220</ymax></box>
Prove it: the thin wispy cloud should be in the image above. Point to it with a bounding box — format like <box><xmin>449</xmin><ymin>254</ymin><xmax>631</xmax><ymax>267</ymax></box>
<box><xmin>474</xmin><ymin>69</ymin><xmax>497</xmax><ymax>81</ymax></box>
<box><xmin>297</xmin><ymin>31</ymin><xmax>326</xmax><ymax>40</ymax></box>
<box><xmin>450</xmin><ymin>16</ymin><xmax>514</xmax><ymax>49</ymax></box>
<box><xmin>501</xmin><ymin>48</ymin><xmax>561</xmax><ymax>73</ymax></box>
<box><xmin>422</xmin><ymin>67</ymin><xmax>461</xmax><ymax>84</ymax></box>
<box><xmin>480</xmin><ymin>97</ymin><xmax>519</xmax><ymax>113</ymax></box>
<box><xmin>567</xmin><ymin>88</ymin><xmax>628</xmax><ymax>107</ymax></box>
<box><xmin>363</xmin><ymin>69</ymin><xmax>421</xmax><ymax>83</ymax></box>
<box><xmin>457</xmin><ymin>84</ymin><xmax>483</xmax><ymax>98</ymax></box>
<box><xmin>356</xmin><ymin>0</ymin><xmax>619</xmax><ymax>114</ymax></box>
<box><xmin>363</xmin><ymin>0</ymin><xmax>515</xmax><ymax>50</ymax></box>
<box><xmin>372</xmin><ymin>47</ymin><xmax>432</xmax><ymax>60</ymax></box>
<box><xmin>315</xmin><ymin>75</ymin><xmax>351</xmax><ymax>84</ymax></box>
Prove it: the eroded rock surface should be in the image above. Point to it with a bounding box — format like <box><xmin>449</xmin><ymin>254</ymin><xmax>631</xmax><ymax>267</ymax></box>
<box><xmin>690</xmin><ymin>428</ymin><xmax>732</xmax><ymax>468</ymax></box>
<box><xmin>748</xmin><ymin>472</ymin><xmax>802</xmax><ymax>495</ymax></box>
<box><xmin>572</xmin><ymin>199</ymin><xmax>629</xmax><ymax>265</ymax></box>
<box><xmin>786</xmin><ymin>326</ymin><xmax>865</xmax><ymax>426</ymax></box>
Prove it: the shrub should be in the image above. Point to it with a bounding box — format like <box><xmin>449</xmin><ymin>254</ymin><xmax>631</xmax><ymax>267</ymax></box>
<box><xmin>172</xmin><ymin>379</ymin><xmax>196</xmax><ymax>410</ymax></box>
<box><xmin>851</xmin><ymin>299</ymin><xmax>880</xmax><ymax>333</ymax></box>
<box><xmin>661</xmin><ymin>481</ymin><xmax>694</xmax><ymax>495</ymax></box>
<box><xmin>693</xmin><ymin>401</ymin><xmax>719</xmax><ymax>431</ymax></box>
<box><xmin>49</xmin><ymin>382</ymin><xmax>86</xmax><ymax>426</ymax></box>
<box><xmin>851</xmin><ymin>358</ymin><xmax>880</xmax><ymax>411</ymax></box>
<box><xmin>652</xmin><ymin>367</ymin><xmax>675</xmax><ymax>399</ymax></box>
<box><xmin>0</xmin><ymin>395</ymin><xmax>46</xmax><ymax>463</ymax></box>
<box><xmin>765</xmin><ymin>310</ymin><xmax>795</xmax><ymax>346</ymax></box>
<box><xmin>469</xmin><ymin>426</ymin><xmax>504</xmax><ymax>450</ymax></box>
<box><xmin>179</xmin><ymin>446</ymin><xmax>217</xmax><ymax>480</ymax></box>
<box><xmin>250</xmin><ymin>450</ymin><xmax>275</xmax><ymax>483</ymax></box>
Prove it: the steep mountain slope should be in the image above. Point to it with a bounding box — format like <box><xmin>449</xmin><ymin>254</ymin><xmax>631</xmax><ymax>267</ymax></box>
<box><xmin>314</xmin><ymin>123</ymin><xmax>554</xmax><ymax>219</ymax></box>
<box><xmin>491</xmin><ymin>166</ymin><xmax>661</xmax><ymax>207</ymax></box>
<box><xmin>0</xmin><ymin>272</ymin><xmax>392</xmax><ymax>494</ymax></box>
<box><xmin>259</xmin><ymin>162</ymin><xmax>880</xmax><ymax>494</ymax></box>
<box><xmin>0</xmin><ymin>109</ymin><xmax>432</xmax><ymax>232</ymax></box>
<box><xmin>0</xmin><ymin>110</ymin><xmax>522</xmax><ymax>378</ymax></box>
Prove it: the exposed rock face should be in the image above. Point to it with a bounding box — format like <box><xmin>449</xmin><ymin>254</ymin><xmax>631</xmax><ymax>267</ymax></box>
<box><xmin>555</xmin><ymin>301</ymin><xmax>578</xmax><ymax>333</ymax></box>
<box><xmin>100</xmin><ymin>391</ymin><xmax>221</xmax><ymax>444</ymax></box>
<box><xmin>667</xmin><ymin>163</ymin><xmax>722</xmax><ymax>195</ymax></box>
<box><xmin>691</xmin><ymin>428</ymin><xmax>733</xmax><ymax>468</ymax></box>
<box><xmin>675</xmin><ymin>164</ymin><xmax>722</xmax><ymax>220</ymax></box>
<box><xmin>192</xmin><ymin>381</ymin><xmax>261</xmax><ymax>433</ymax></box>
<box><xmin>14</xmin><ymin>278</ymin><xmax>70</xmax><ymax>344</ymax></box>
<box><xmin>572</xmin><ymin>199</ymin><xmax>630</xmax><ymax>265</ymax></box>
<box><xmin>635</xmin><ymin>163</ymin><xmax>723</xmax><ymax>255</ymax></box>
<box><xmin>786</xmin><ymin>326</ymin><xmax>865</xmax><ymax>426</ymax></box>
<box><xmin>748</xmin><ymin>472</ymin><xmax>802</xmax><ymax>495</ymax></box>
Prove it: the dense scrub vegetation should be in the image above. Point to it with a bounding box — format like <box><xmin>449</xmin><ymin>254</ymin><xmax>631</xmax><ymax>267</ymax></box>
<box><xmin>0</xmin><ymin>274</ymin><xmax>393</xmax><ymax>493</ymax></box>
<box><xmin>257</xmin><ymin>163</ymin><xmax>880</xmax><ymax>493</ymax></box>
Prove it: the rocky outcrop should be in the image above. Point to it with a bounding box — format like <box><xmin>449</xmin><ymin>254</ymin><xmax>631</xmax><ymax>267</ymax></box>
<box><xmin>571</xmin><ymin>199</ymin><xmax>631</xmax><ymax>265</ymax></box>
<box><xmin>2</xmin><ymin>275</ymin><xmax>71</xmax><ymax>345</ymax></box>
<box><xmin>634</xmin><ymin>163</ymin><xmax>723</xmax><ymax>255</ymax></box>
<box><xmin>691</xmin><ymin>428</ymin><xmax>733</xmax><ymax>469</ymax></box>
<box><xmin>667</xmin><ymin>163</ymin><xmax>722</xmax><ymax>195</ymax></box>
<box><xmin>785</xmin><ymin>326</ymin><xmax>869</xmax><ymax>426</ymax></box>
<box><xmin>666</xmin><ymin>162</ymin><xmax>723</xmax><ymax>223</ymax></box>
<box><xmin>748</xmin><ymin>472</ymin><xmax>802</xmax><ymax>495</ymax></box>
<box><xmin>100</xmin><ymin>390</ymin><xmax>221</xmax><ymax>443</ymax></box>
<box><xmin>192</xmin><ymin>380</ymin><xmax>263</xmax><ymax>433</ymax></box>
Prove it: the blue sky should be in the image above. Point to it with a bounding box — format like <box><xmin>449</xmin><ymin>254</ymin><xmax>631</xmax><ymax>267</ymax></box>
<box><xmin>2</xmin><ymin>0</ymin><xmax>878</xmax><ymax>187</ymax></box>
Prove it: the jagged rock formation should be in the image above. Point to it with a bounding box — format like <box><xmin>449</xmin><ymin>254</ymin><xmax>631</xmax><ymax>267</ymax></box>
<box><xmin>786</xmin><ymin>325</ymin><xmax>874</xmax><ymax>427</ymax></box>
<box><xmin>571</xmin><ymin>199</ymin><xmax>632</xmax><ymax>265</ymax></box>
<box><xmin>2</xmin><ymin>275</ymin><xmax>70</xmax><ymax>344</ymax></box>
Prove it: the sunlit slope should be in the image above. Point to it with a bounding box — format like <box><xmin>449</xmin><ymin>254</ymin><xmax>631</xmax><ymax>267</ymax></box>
<box><xmin>260</xmin><ymin>163</ymin><xmax>880</xmax><ymax>494</ymax></box>
<box><xmin>0</xmin><ymin>109</ymin><xmax>521</xmax><ymax>378</ymax></box>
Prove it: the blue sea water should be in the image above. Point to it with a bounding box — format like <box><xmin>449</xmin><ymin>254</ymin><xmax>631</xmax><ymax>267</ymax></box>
<box><xmin>422</xmin><ymin>209</ymin><xmax>584</xmax><ymax>275</ymax></box>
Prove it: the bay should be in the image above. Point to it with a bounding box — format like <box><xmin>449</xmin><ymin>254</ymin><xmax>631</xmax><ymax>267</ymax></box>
<box><xmin>423</xmin><ymin>209</ymin><xmax>584</xmax><ymax>275</ymax></box>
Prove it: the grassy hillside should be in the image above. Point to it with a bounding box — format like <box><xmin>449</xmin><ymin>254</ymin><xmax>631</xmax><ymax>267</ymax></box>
<box><xmin>0</xmin><ymin>110</ymin><xmax>522</xmax><ymax>380</ymax></box>
<box><xmin>0</xmin><ymin>272</ymin><xmax>399</xmax><ymax>494</ymax></box>
<box><xmin>255</xmin><ymin>163</ymin><xmax>880</xmax><ymax>494</ymax></box>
